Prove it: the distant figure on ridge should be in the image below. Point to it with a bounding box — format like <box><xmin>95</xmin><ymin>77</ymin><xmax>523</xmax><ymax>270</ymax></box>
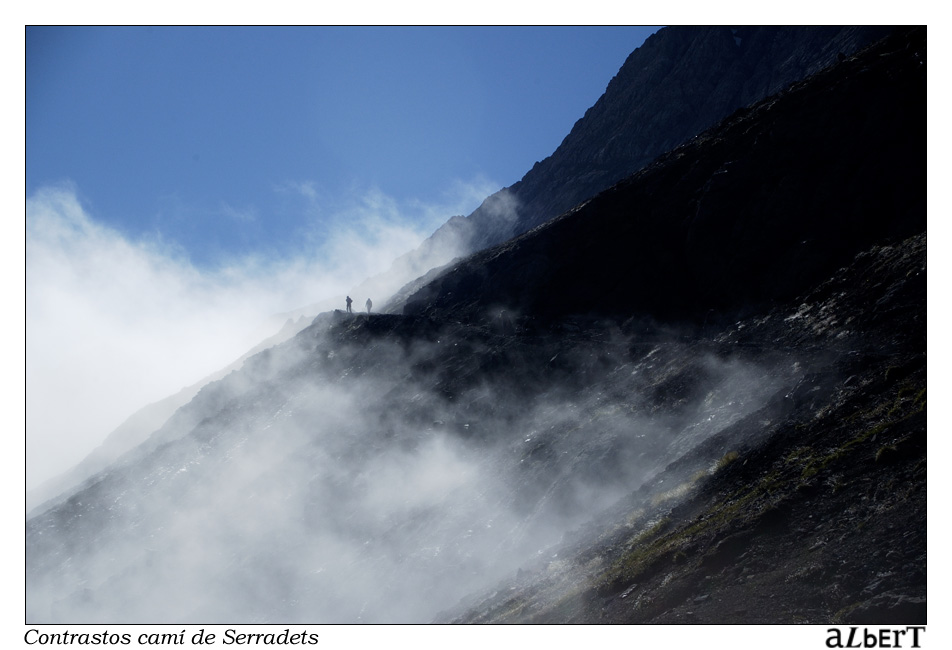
<box><xmin>366</xmin><ymin>298</ymin><xmax>373</xmax><ymax>314</ymax></box>
<box><xmin>345</xmin><ymin>296</ymin><xmax>353</xmax><ymax>313</ymax></box>
<box><xmin>498</xmin><ymin>309</ymin><xmax>514</xmax><ymax>335</ymax></box>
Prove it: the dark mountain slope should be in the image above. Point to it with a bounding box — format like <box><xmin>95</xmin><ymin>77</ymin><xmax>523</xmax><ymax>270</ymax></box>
<box><xmin>399</xmin><ymin>27</ymin><xmax>925</xmax><ymax>329</ymax></box>
<box><xmin>384</xmin><ymin>25</ymin><xmax>893</xmax><ymax>279</ymax></box>
<box><xmin>434</xmin><ymin>27</ymin><xmax>927</xmax><ymax>624</ymax></box>
<box><xmin>500</xmin><ymin>25</ymin><xmax>895</xmax><ymax>242</ymax></box>
<box><xmin>445</xmin><ymin>230</ymin><xmax>925</xmax><ymax>624</ymax></box>
<box><xmin>25</xmin><ymin>28</ymin><xmax>925</xmax><ymax>624</ymax></box>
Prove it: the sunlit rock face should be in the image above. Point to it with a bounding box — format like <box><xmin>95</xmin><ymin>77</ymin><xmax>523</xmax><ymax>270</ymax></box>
<box><xmin>26</xmin><ymin>27</ymin><xmax>924</xmax><ymax>624</ymax></box>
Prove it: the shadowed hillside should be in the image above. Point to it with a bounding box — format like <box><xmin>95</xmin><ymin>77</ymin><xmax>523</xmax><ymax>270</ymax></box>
<box><xmin>396</xmin><ymin>27</ymin><xmax>923</xmax><ymax>326</ymax></box>
<box><xmin>369</xmin><ymin>25</ymin><xmax>894</xmax><ymax>289</ymax></box>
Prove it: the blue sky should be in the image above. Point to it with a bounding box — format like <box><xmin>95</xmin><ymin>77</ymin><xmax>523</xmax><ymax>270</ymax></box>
<box><xmin>26</xmin><ymin>26</ymin><xmax>660</xmax><ymax>488</ymax></box>
<box><xmin>27</xmin><ymin>26</ymin><xmax>659</xmax><ymax>267</ymax></box>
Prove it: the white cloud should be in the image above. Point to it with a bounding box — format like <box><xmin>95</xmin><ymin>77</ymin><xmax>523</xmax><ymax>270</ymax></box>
<box><xmin>218</xmin><ymin>201</ymin><xmax>257</xmax><ymax>223</ymax></box>
<box><xmin>25</xmin><ymin>178</ymin><xmax>497</xmax><ymax>490</ymax></box>
<box><xmin>27</xmin><ymin>187</ymin><xmax>275</xmax><ymax>489</ymax></box>
<box><xmin>275</xmin><ymin>179</ymin><xmax>319</xmax><ymax>203</ymax></box>
<box><xmin>311</xmin><ymin>188</ymin><xmax>434</xmax><ymax>272</ymax></box>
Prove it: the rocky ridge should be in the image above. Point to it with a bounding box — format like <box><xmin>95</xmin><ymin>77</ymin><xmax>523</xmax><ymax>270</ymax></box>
<box><xmin>378</xmin><ymin>25</ymin><xmax>894</xmax><ymax>283</ymax></box>
<box><xmin>393</xmin><ymin>26</ymin><xmax>924</xmax><ymax>331</ymax></box>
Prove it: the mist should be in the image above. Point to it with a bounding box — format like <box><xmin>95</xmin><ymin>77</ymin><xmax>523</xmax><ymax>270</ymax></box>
<box><xmin>26</xmin><ymin>308</ymin><xmax>800</xmax><ymax>622</ymax></box>
<box><xmin>25</xmin><ymin>180</ymin><xmax>491</xmax><ymax>490</ymax></box>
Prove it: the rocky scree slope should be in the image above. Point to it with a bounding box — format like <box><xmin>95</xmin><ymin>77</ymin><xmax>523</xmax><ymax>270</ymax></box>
<box><xmin>442</xmin><ymin>231</ymin><xmax>925</xmax><ymax>624</ymax></box>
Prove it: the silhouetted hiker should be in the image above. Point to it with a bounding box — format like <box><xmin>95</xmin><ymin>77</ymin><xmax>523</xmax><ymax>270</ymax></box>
<box><xmin>345</xmin><ymin>296</ymin><xmax>353</xmax><ymax>313</ymax></box>
<box><xmin>366</xmin><ymin>298</ymin><xmax>373</xmax><ymax>314</ymax></box>
<box><xmin>498</xmin><ymin>310</ymin><xmax>514</xmax><ymax>335</ymax></box>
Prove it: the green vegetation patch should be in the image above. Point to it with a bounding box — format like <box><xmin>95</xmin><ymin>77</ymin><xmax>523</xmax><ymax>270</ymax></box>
<box><xmin>594</xmin><ymin>375</ymin><xmax>926</xmax><ymax>601</ymax></box>
<box><xmin>597</xmin><ymin>464</ymin><xmax>784</xmax><ymax>593</ymax></box>
<box><xmin>792</xmin><ymin>381</ymin><xmax>924</xmax><ymax>480</ymax></box>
